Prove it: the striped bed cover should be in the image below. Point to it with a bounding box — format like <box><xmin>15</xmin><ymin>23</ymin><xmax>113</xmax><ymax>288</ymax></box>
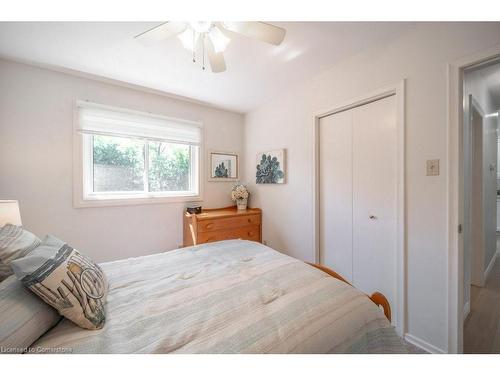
<box><xmin>32</xmin><ymin>240</ymin><xmax>406</xmax><ymax>353</ymax></box>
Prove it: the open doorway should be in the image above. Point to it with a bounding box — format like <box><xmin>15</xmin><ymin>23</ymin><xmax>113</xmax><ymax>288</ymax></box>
<box><xmin>462</xmin><ymin>59</ymin><xmax>500</xmax><ymax>353</ymax></box>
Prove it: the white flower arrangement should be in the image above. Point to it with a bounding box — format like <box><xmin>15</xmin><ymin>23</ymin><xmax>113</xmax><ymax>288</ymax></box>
<box><xmin>231</xmin><ymin>183</ymin><xmax>249</xmax><ymax>201</ymax></box>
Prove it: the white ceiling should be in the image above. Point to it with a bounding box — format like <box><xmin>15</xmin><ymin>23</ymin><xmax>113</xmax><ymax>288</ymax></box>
<box><xmin>0</xmin><ymin>22</ymin><xmax>415</xmax><ymax>113</ymax></box>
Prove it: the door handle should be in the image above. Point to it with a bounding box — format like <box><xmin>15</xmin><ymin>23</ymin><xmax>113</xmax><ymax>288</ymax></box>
<box><xmin>369</xmin><ymin>215</ymin><xmax>377</xmax><ymax>220</ymax></box>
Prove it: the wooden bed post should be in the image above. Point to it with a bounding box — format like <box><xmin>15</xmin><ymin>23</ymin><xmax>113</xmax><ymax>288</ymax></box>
<box><xmin>368</xmin><ymin>292</ymin><xmax>392</xmax><ymax>323</ymax></box>
<box><xmin>306</xmin><ymin>262</ymin><xmax>392</xmax><ymax>322</ymax></box>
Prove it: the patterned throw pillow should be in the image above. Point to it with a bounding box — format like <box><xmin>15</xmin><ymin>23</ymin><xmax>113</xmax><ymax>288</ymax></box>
<box><xmin>0</xmin><ymin>224</ymin><xmax>41</xmax><ymax>282</ymax></box>
<box><xmin>10</xmin><ymin>235</ymin><xmax>108</xmax><ymax>330</ymax></box>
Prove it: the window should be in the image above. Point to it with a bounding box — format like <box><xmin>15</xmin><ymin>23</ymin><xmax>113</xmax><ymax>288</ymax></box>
<box><xmin>75</xmin><ymin>101</ymin><xmax>202</xmax><ymax>206</ymax></box>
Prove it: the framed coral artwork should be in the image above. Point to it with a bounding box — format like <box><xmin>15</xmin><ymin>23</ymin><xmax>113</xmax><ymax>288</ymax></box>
<box><xmin>208</xmin><ymin>150</ymin><xmax>239</xmax><ymax>181</ymax></box>
<box><xmin>256</xmin><ymin>149</ymin><xmax>286</xmax><ymax>184</ymax></box>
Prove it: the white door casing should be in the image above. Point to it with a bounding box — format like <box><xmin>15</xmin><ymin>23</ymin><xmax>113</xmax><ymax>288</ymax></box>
<box><xmin>469</xmin><ymin>100</ymin><xmax>485</xmax><ymax>287</ymax></box>
<box><xmin>447</xmin><ymin>45</ymin><xmax>500</xmax><ymax>354</ymax></box>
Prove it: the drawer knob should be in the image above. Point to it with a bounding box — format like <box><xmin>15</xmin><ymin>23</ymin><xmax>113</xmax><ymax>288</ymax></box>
<box><xmin>206</xmin><ymin>223</ymin><xmax>214</xmax><ymax>229</ymax></box>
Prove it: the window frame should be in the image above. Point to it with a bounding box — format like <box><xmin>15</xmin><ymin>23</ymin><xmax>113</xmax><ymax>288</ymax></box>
<box><xmin>73</xmin><ymin>101</ymin><xmax>204</xmax><ymax>208</ymax></box>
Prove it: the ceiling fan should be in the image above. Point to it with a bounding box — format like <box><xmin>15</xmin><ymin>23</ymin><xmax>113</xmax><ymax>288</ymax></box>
<box><xmin>134</xmin><ymin>22</ymin><xmax>286</xmax><ymax>73</ymax></box>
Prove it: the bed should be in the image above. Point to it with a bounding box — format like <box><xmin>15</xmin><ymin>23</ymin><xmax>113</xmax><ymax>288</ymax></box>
<box><xmin>30</xmin><ymin>240</ymin><xmax>406</xmax><ymax>353</ymax></box>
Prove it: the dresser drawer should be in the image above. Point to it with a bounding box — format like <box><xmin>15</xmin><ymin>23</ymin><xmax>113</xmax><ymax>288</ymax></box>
<box><xmin>183</xmin><ymin>207</ymin><xmax>262</xmax><ymax>247</ymax></box>
<box><xmin>198</xmin><ymin>225</ymin><xmax>261</xmax><ymax>243</ymax></box>
<box><xmin>197</xmin><ymin>214</ymin><xmax>261</xmax><ymax>232</ymax></box>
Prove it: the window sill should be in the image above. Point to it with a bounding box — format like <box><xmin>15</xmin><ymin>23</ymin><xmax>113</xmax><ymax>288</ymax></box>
<box><xmin>73</xmin><ymin>194</ymin><xmax>203</xmax><ymax>208</ymax></box>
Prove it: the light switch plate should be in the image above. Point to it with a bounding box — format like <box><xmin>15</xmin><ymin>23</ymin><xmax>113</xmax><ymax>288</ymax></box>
<box><xmin>426</xmin><ymin>159</ymin><xmax>439</xmax><ymax>176</ymax></box>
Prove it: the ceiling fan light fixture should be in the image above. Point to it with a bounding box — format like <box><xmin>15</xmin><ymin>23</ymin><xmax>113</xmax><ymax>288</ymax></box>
<box><xmin>136</xmin><ymin>21</ymin><xmax>287</xmax><ymax>73</ymax></box>
<box><xmin>178</xmin><ymin>28</ymin><xmax>198</xmax><ymax>51</ymax></box>
<box><xmin>189</xmin><ymin>21</ymin><xmax>212</xmax><ymax>34</ymax></box>
<box><xmin>209</xmin><ymin>27</ymin><xmax>231</xmax><ymax>53</ymax></box>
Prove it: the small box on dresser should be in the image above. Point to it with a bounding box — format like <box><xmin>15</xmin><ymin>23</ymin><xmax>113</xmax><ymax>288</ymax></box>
<box><xmin>183</xmin><ymin>206</ymin><xmax>262</xmax><ymax>247</ymax></box>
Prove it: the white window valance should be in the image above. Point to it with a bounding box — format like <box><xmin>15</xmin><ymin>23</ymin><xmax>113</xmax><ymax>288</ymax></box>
<box><xmin>77</xmin><ymin>101</ymin><xmax>202</xmax><ymax>145</ymax></box>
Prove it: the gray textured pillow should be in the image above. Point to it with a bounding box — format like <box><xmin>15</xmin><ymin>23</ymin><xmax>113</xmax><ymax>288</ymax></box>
<box><xmin>0</xmin><ymin>275</ymin><xmax>61</xmax><ymax>351</ymax></box>
<box><xmin>0</xmin><ymin>224</ymin><xmax>41</xmax><ymax>282</ymax></box>
<box><xmin>11</xmin><ymin>235</ymin><xmax>108</xmax><ymax>330</ymax></box>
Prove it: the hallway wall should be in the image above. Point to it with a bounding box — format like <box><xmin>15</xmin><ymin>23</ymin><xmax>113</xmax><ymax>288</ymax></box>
<box><xmin>464</xmin><ymin>68</ymin><xmax>498</xmax><ymax>312</ymax></box>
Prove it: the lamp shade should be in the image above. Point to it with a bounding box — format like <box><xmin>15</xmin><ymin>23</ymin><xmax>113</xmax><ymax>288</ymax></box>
<box><xmin>0</xmin><ymin>200</ymin><xmax>22</xmax><ymax>227</ymax></box>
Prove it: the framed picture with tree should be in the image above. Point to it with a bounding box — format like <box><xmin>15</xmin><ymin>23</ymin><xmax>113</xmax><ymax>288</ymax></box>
<box><xmin>208</xmin><ymin>150</ymin><xmax>239</xmax><ymax>181</ymax></box>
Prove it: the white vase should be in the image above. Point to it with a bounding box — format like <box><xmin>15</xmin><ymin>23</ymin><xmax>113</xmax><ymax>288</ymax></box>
<box><xmin>236</xmin><ymin>198</ymin><xmax>248</xmax><ymax>210</ymax></box>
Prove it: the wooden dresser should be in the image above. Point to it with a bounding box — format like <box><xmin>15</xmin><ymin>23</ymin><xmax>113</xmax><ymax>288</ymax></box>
<box><xmin>183</xmin><ymin>206</ymin><xmax>262</xmax><ymax>247</ymax></box>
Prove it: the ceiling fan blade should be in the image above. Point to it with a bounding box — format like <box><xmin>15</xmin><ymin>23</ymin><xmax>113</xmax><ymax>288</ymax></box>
<box><xmin>205</xmin><ymin>37</ymin><xmax>226</xmax><ymax>73</ymax></box>
<box><xmin>135</xmin><ymin>22</ymin><xmax>187</xmax><ymax>45</ymax></box>
<box><xmin>221</xmin><ymin>22</ymin><xmax>286</xmax><ymax>45</ymax></box>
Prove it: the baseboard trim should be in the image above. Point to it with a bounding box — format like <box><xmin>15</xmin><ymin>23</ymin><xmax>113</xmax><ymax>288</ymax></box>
<box><xmin>463</xmin><ymin>301</ymin><xmax>471</xmax><ymax>321</ymax></box>
<box><xmin>484</xmin><ymin>250</ymin><xmax>499</xmax><ymax>283</ymax></box>
<box><xmin>404</xmin><ymin>333</ymin><xmax>446</xmax><ymax>354</ymax></box>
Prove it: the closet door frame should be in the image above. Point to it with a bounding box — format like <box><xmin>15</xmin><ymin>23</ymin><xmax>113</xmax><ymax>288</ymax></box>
<box><xmin>312</xmin><ymin>80</ymin><xmax>406</xmax><ymax>336</ymax></box>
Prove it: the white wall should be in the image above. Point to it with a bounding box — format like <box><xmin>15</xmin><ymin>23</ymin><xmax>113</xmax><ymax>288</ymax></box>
<box><xmin>483</xmin><ymin>113</ymin><xmax>496</xmax><ymax>270</ymax></box>
<box><xmin>243</xmin><ymin>23</ymin><xmax>500</xmax><ymax>352</ymax></box>
<box><xmin>463</xmin><ymin>68</ymin><xmax>498</xmax><ymax>310</ymax></box>
<box><xmin>0</xmin><ymin>59</ymin><xmax>244</xmax><ymax>263</ymax></box>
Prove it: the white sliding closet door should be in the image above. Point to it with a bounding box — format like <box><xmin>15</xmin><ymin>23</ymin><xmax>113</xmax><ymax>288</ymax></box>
<box><xmin>319</xmin><ymin>110</ymin><xmax>353</xmax><ymax>282</ymax></box>
<box><xmin>319</xmin><ymin>95</ymin><xmax>397</xmax><ymax>318</ymax></box>
<box><xmin>352</xmin><ymin>96</ymin><xmax>397</xmax><ymax>306</ymax></box>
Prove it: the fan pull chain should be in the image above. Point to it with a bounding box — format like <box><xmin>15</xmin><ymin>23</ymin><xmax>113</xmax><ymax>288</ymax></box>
<box><xmin>202</xmin><ymin>34</ymin><xmax>206</xmax><ymax>70</ymax></box>
<box><xmin>192</xmin><ymin>29</ymin><xmax>196</xmax><ymax>63</ymax></box>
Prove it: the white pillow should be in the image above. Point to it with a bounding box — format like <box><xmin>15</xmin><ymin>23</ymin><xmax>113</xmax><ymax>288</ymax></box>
<box><xmin>0</xmin><ymin>224</ymin><xmax>41</xmax><ymax>282</ymax></box>
<box><xmin>0</xmin><ymin>275</ymin><xmax>61</xmax><ymax>352</ymax></box>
